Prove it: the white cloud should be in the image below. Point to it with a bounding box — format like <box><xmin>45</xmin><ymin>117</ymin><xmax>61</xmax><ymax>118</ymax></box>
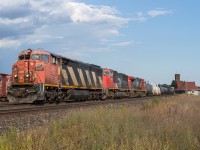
<box><xmin>132</xmin><ymin>12</ymin><xmax>147</xmax><ymax>22</ymax></box>
<box><xmin>131</xmin><ymin>9</ymin><xmax>174</xmax><ymax>22</ymax></box>
<box><xmin>89</xmin><ymin>47</ymin><xmax>111</xmax><ymax>52</ymax></box>
<box><xmin>0</xmin><ymin>38</ymin><xmax>21</xmax><ymax>48</ymax></box>
<box><xmin>0</xmin><ymin>0</ymin><xmax>129</xmax><ymax>50</ymax></box>
<box><xmin>59</xmin><ymin>50</ymin><xmax>91</xmax><ymax>60</ymax></box>
<box><xmin>63</xmin><ymin>2</ymin><xmax>129</xmax><ymax>26</ymax></box>
<box><xmin>111</xmin><ymin>40</ymin><xmax>142</xmax><ymax>46</ymax></box>
<box><xmin>112</xmin><ymin>41</ymin><xmax>132</xmax><ymax>46</ymax></box>
<box><xmin>147</xmin><ymin>9</ymin><xmax>174</xmax><ymax>17</ymax></box>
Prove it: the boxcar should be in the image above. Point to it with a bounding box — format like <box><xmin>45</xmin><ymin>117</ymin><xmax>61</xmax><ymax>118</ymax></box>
<box><xmin>0</xmin><ymin>73</ymin><xmax>11</xmax><ymax>101</ymax></box>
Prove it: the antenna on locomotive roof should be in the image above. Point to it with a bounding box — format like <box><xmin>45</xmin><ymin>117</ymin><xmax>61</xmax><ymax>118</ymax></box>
<box><xmin>27</xmin><ymin>48</ymin><xmax>32</xmax><ymax>52</ymax></box>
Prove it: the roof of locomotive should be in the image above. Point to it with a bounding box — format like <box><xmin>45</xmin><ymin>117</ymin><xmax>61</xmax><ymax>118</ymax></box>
<box><xmin>19</xmin><ymin>49</ymin><xmax>50</xmax><ymax>57</ymax></box>
<box><xmin>0</xmin><ymin>73</ymin><xmax>10</xmax><ymax>76</ymax></box>
<box><xmin>19</xmin><ymin>49</ymin><xmax>102</xmax><ymax>68</ymax></box>
<box><xmin>103</xmin><ymin>68</ymin><xmax>130</xmax><ymax>77</ymax></box>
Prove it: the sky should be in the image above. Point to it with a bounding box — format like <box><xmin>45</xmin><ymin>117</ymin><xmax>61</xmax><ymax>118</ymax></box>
<box><xmin>0</xmin><ymin>0</ymin><xmax>200</xmax><ymax>85</ymax></box>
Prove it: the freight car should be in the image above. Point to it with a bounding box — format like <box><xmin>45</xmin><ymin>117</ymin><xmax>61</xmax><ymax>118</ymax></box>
<box><xmin>0</xmin><ymin>73</ymin><xmax>11</xmax><ymax>101</ymax></box>
<box><xmin>145</xmin><ymin>82</ymin><xmax>161</xmax><ymax>96</ymax></box>
<box><xmin>159</xmin><ymin>84</ymin><xmax>175</xmax><ymax>95</ymax></box>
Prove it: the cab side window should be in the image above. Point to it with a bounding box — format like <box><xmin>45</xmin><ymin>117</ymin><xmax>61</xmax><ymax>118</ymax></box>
<box><xmin>25</xmin><ymin>55</ymin><xmax>30</xmax><ymax>60</ymax></box>
<box><xmin>52</xmin><ymin>56</ymin><xmax>57</xmax><ymax>64</ymax></box>
<box><xmin>42</xmin><ymin>55</ymin><xmax>49</xmax><ymax>62</ymax></box>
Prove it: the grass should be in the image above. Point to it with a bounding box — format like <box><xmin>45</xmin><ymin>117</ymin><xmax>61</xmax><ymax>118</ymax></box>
<box><xmin>1</xmin><ymin>95</ymin><xmax>200</xmax><ymax>150</ymax></box>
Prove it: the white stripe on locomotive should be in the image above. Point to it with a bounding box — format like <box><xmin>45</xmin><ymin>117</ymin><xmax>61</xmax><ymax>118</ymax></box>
<box><xmin>85</xmin><ymin>70</ymin><xmax>92</xmax><ymax>86</ymax></box>
<box><xmin>98</xmin><ymin>76</ymin><xmax>103</xmax><ymax>85</ymax></box>
<box><xmin>92</xmin><ymin>71</ymin><xmax>97</xmax><ymax>87</ymax></box>
<box><xmin>78</xmin><ymin>68</ymin><xmax>86</xmax><ymax>87</ymax></box>
<box><xmin>67</xmin><ymin>66</ymin><xmax>79</xmax><ymax>86</ymax></box>
<box><xmin>62</xmin><ymin>69</ymin><xmax>69</xmax><ymax>85</ymax></box>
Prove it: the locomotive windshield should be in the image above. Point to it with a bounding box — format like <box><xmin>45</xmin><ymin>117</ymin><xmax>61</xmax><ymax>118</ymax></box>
<box><xmin>32</xmin><ymin>54</ymin><xmax>49</xmax><ymax>62</ymax></box>
<box><xmin>103</xmin><ymin>71</ymin><xmax>109</xmax><ymax>76</ymax></box>
<box><xmin>41</xmin><ymin>55</ymin><xmax>49</xmax><ymax>62</ymax></box>
<box><xmin>18</xmin><ymin>54</ymin><xmax>30</xmax><ymax>60</ymax></box>
<box><xmin>32</xmin><ymin>54</ymin><xmax>40</xmax><ymax>60</ymax></box>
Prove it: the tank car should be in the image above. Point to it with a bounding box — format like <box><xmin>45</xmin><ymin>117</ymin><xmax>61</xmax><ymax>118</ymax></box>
<box><xmin>0</xmin><ymin>73</ymin><xmax>11</xmax><ymax>101</ymax></box>
<box><xmin>145</xmin><ymin>81</ymin><xmax>153</xmax><ymax>96</ymax></box>
<box><xmin>7</xmin><ymin>49</ymin><xmax>103</xmax><ymax>104</ymax></box>
<box><xmin>169</xmin><ymin>87</ymin><xmax>175</xmax><ymax>95</ymax></box>
<box><xmin>159</xmin><ymin>84</ymin><xmax>175</xmax><ymax>95</ymax></box>
<box><xmin>149</xmin><ymin>83</ymin><xmax>161</xmax><ymax>95</ymax></box>
<box><xmin>158</xmin><ymin>84</ymin><xmax>168</xmax><ymax>95</ymax></box>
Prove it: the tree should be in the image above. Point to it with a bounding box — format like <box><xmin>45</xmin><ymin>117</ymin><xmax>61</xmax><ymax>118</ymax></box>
<box><xmin>171</xmin><ymin>80</ymin><xmax>177</xmax><ymax>89</ymax></box>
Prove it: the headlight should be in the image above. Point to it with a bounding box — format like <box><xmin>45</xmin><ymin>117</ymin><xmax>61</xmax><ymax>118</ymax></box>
<box><xmin>14</xmin><ymin>74</ymin><xmax>17</xmax><ymax>78</ymax></box>
<box><xmin>13</xmin><ymin>68</ymin><xmax>18</xmax><ymax>71</ymax></box>
<box><xmin>26</xmin><ymin>74</ymin><xmax>29</xmax><ymax>78</ymax></box>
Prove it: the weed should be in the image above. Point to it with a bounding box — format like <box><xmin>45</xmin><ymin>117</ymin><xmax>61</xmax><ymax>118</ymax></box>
<box><xmin>0</xmin><ymin>95</ymin><xmax>200</xmax><ymax>150</ymax></box>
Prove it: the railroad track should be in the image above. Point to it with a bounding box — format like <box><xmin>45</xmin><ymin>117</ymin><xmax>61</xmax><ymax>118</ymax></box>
<box><xmin>0</xmin><ymin>95</ymin><xmax>174</xmax><ymax>115</ymax></box>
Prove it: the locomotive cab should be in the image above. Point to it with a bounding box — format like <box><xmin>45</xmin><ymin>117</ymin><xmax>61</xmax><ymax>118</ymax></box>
<box><xmin>8</xmin><ymin>49</ymin><xmax>61</xmax><ymax>103</ymax></box>
<box><xmin>12</xmin><ymin>49</ymin><xmax>53</xmax><ymax>84</ymax></box>
<box><xmin>102</xmin><ymin>68</ymin><xmax>116</xmax><ymax>89</ymax></box>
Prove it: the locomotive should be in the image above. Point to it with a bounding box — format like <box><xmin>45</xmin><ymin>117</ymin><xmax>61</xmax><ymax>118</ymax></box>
<box><xmin>7</xmin><ymin>49</ymin><xmax>173</xmax><ymax>104</ymax></box>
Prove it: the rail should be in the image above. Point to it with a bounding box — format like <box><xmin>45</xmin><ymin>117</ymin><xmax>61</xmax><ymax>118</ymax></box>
<box><xmin>0</xmin><ymin>95</ymin><xmax>174</xmax><ymax>115</ymax></box>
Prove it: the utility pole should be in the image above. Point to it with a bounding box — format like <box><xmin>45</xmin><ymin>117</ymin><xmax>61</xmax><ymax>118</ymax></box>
<box><xmin>185</xmin><ymin>82</ymin><xmax>187</xmax><ymax>95</ymax></box>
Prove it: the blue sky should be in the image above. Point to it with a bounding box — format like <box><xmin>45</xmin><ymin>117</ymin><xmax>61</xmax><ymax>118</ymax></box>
<box><xmin>0</xmin><ymin>0</ymin><xmax>200</xmax><ymax>85</ymax></box>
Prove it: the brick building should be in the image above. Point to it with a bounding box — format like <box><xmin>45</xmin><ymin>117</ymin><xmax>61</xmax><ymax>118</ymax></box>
<box><xmin>175</xmin><ymin>74</ymin><xmax>200</xmax><ymax>95</ymax></box>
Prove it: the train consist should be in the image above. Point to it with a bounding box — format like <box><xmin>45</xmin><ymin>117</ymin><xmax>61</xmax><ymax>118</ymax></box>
<box><xmin>6</xmin><ymin>49</ymin><xmax>174</xmax><ymax>104</ymax></box>
<box><xmin>0</xmin><ymin>73</ymin><xmax>11</xmax><ymax>101</ymax></box>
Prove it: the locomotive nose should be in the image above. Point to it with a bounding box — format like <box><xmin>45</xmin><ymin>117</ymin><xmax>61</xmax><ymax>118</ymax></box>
<box><xmin>12</xmin><ymin>60</ymin><xmax>34</xmax><ymax>83</ymax></box>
